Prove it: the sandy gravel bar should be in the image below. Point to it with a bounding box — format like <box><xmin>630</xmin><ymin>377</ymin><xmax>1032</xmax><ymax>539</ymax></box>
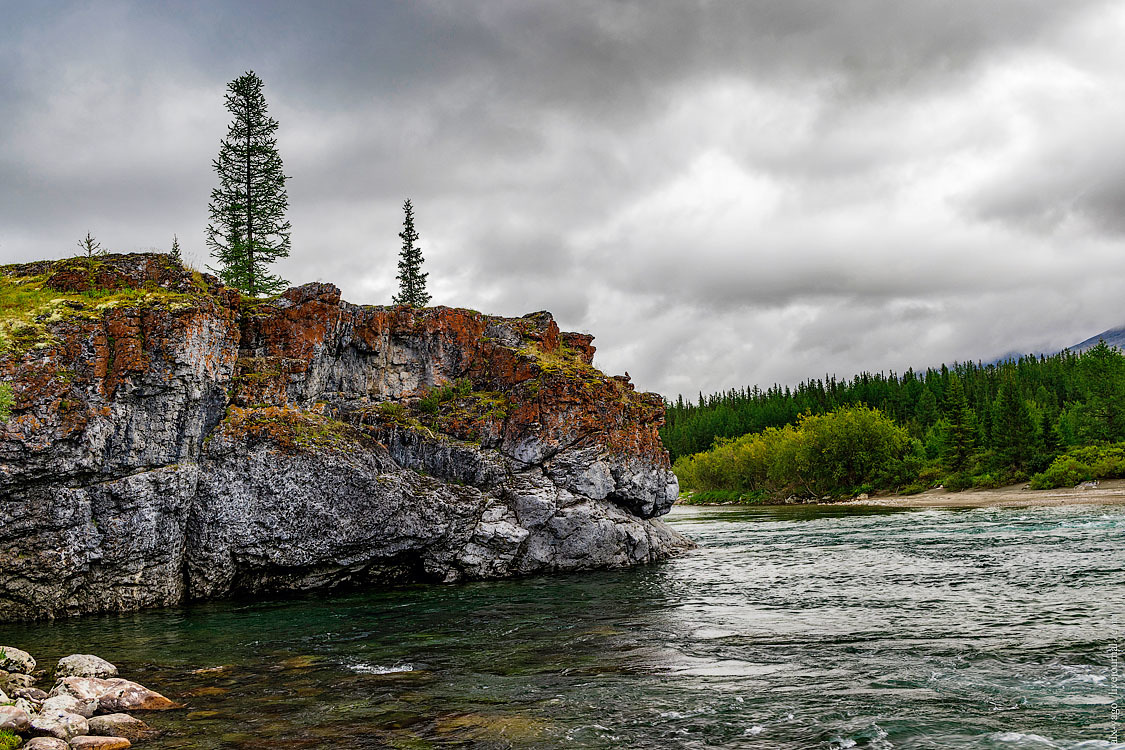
<box><xmin>844</xmin><ymin>478</ymin><xmax>1125</xmax><ymax>508</ymax></box>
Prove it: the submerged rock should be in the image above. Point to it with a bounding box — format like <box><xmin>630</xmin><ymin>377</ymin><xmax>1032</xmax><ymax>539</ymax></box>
<box><xmin>87</xmin><ymin>713</ymin><xmax>151</xmax><ymax>740</ymax></box>
<box><xmin>0</xmin><ymin>254</ymin><xmax>691</xmax><ymax>621</ymax></box>
<box><xmin>71</xmin><ymin>737</ymin><xmax>133</xmax><ymax>750</ymax></box>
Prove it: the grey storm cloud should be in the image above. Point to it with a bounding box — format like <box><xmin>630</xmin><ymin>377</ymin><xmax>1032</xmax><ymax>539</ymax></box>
<box><xmin>2</xmin><ymin>0</ymin><xmax>1124</xmax><ymax>398</ymax></box>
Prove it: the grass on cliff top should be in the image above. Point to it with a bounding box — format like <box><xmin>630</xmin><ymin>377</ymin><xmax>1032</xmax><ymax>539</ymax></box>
<box><xmin>0</xmin><ymin>260</ymin><xmax>203</xmax><ymax>355</ymax></box>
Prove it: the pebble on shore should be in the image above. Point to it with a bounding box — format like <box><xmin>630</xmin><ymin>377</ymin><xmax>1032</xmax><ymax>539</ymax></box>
<box><xmin>0</xmin><ymin>647</ymin><xmax>169</xmax><ymax>749</ymax></box>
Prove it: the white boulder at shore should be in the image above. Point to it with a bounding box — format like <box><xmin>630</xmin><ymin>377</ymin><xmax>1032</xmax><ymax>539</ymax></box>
<box><xmin>0</xmin><ymin>704</ymin><xmax>32</xmax><ymax>732</ymax></box>
<box><xmin>51</xmin><ymin>676</ymin><xmax>177</xmax><ymax>713</ymax></box>
<box><xmin>0</xmin><ymin>645</ymin><xmax>36</xmax><ymax>674</ymax></box>
<box><xmin>57</xmin><ymin>654</ymin><xmax>120</xmax><ymax>680</ymax></box>
<box><xmin>24</xmin><ymin>738</ymin><xmax>72</xmax><ymax>749</ymax></box>
<box><xmin>30</xmin><ymin>708</ymin><xmax>89</xmax><ymax>741</ymax></box>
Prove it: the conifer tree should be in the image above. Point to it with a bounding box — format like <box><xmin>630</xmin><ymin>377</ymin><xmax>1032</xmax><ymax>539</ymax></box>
<box><xmin>990</xmin><ymin>380</ymin><xmax>1034</xmax><ymax>472</ymax></box>
<box><xmin>393</xmin><ymin>199</ymin><xmax>430</xmax><ymax>307</ymax></box>
<box><xmin>206</xmin><ymin>70</ymin><xmax>291</xmax><ymax>297</ymax></box>
<box><xmin>942</xmin><ymin>375</ymin><xmax>976</xmax><ymax>472</ymax></box>
<box><xmin>1077</xmin><ymin>340</ymin><xmax>1125</xmax><ymax>443</ymax></box>
<box><xmin>77</xmin><ymin>232</ymin><xmax>104</xmax><ymax>257</ymax></box>
<box><xmin>170</xmin><ymin>235</ymin><xmax>182</xmax><ymax>262</ymax></box>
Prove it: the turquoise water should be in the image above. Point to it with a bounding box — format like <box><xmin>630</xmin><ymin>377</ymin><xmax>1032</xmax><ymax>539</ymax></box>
<box><xmin>2</xmin><ymin>503</ymin><xmax>1123</xmax><ymax>749</ymax></box>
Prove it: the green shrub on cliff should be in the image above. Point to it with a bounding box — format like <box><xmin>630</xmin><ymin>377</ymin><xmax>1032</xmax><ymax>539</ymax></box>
<box><xmin>0</xmin><ymin>382</ymin><xmax>12</xmax><ymax>421</ymax></box>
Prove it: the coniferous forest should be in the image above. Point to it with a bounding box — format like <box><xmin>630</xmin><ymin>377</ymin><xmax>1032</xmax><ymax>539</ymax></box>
<box><xmin>664</xmin><ymin>342</ymin><xmax>1125</xmax><ymax>501</ymax></box>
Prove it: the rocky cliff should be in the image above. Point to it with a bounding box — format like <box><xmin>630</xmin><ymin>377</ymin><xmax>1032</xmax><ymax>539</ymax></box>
<box><xmin>0</xmin><ymin>254</ymin><xmax>690</xmax><ymax>621</ymax></box>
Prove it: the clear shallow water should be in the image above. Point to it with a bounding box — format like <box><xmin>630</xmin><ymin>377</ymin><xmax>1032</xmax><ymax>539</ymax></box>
<box><xmin>2</xmin><ymin>503</ymin><xmax>1124</xmax><ymax>749</ymax></box>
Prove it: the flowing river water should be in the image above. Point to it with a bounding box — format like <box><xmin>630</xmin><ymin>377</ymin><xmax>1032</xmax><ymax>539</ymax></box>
<box><xmin>2</xmin><ymin>503</ymin><xmax>1123</xmax><ymax>749</ymax></box>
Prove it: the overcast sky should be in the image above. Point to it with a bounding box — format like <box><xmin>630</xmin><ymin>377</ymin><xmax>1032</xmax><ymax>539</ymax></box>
<box><xmin>3</xmin><ymin>0</ymin><xmax>1124</xmax><ymax>399</ymax></box>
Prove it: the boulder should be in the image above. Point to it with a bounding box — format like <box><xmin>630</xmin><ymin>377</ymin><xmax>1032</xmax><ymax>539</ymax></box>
<box><xmin>30</xmin><ymin>708</ymin><xmax>89</xmax><ymax>741</ymax></box>
<box><xmin>13</xmin><ymin>697</ymin><xmax>38</xmax><ymax>715</ymax></box>
<box><xmin>87</xmin><ymin>714</ymin><xmax>151</xmax><ymax>740</ymax></box>
<box><xmin>52</xmin><ymin>676</ymin><xmax>176</xmax><ymax>713</ymax></box>
<box><xmin>13</xmin><ymin>687</ymin><xmax>49</xmax><ymax>701</ymax></box>
<box><xmin>24</xmin><ymin>738</ymin><xmax>72</xmax><ymax>750</ymax></box>
<box><xmin>2</xmin><ymin>673</ymin><xmax>36</xmax><ymax>690</ymax></box>
<box><xmin>57</xmin><ymin>655</ymin><xmax>119</xmax><ymax>680</ymax></box>
<box><xmin>72</xmin><ymin>738</ymin><xmax>133</xmax><ymax>750</ymax></box>
<box><xmin>0</xmin><ymin>704</ymin><xmax>31</xmax><ymax>732</ymax></box>
<box><xmin>42</xmin><ymin>692</ymin><xmax>98</xmax><ymax>719</ymax></box>
<box><xmin>96</xmin><ymin>678</ymin><xmax>177</xmax><ymax>713</ymax></box>
<box><xmin>0</xmin><ymin>646</ymin><xmax>35</xmax><ymax>674</ymax></box>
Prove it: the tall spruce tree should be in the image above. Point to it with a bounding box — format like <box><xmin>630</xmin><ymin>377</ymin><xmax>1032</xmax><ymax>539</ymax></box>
<box><xmin>206</xmin><ymin>71</ymin><xmax>291</xmax><ymax>297</ymax></box>
<box><xmin>990</xmin><ymin>379</ymin><xmax>1034</xmax><ymax>472</ymax></box>
<box><xmin>393</xmin><ymin>199</ymin><xmax>430</xmax><ymax>307</ymax></box>
<box><xmin>1077</xmin><ymin>340</ymin><xmax>1125</xmax><ymax>443</ymax></box>
<box><xmin>942</xmin><ymin>375</ymin><xmax>976</xmax><ymax>472</ymax></box>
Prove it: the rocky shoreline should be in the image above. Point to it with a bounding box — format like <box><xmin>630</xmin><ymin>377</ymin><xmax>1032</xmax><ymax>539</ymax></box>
<box><xmin>0</xmin><ymin>646</ymin><xmax>173</xmax><ymax>748</ymax></box>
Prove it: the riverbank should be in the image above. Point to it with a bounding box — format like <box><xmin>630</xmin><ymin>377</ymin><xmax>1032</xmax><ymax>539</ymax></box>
<box><xmin>678</xmin><ymin>478</ymin><xmax>1125</xmax><ymax>509</ymax></box>
<box><xmin>840</xmin><ymin>478</ymin><xmax>1125</xmax><ymax>508</ymax></box>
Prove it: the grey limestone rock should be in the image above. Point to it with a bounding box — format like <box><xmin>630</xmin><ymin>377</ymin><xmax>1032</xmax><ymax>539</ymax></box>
<box><xmin>56</xmin><ymin>654</ymin><xmax>119</xmax><ymax>680</ymax></box>
<box><xmin>0</xmin><ymin>704</ymin><xmax>31</xmax><ymax>732</ymax></box>
<box><xmin>41</xmin><ymin>692</ymin><xmax>98</xmax><ymax>719</ymax></box>
<box><xmin>0</xmin><ymin>646</ymin><xmax>35</xmax><ymax>674</ymax></box>
<box><xmin>24</xmin><ymin>738</ymin><xmax>72</xmax><ymax>750</ymax></box>
<box><xmin>30</xmin><ymin>708</ymin><xmax>89</xmax><ymax>741</ymax></box>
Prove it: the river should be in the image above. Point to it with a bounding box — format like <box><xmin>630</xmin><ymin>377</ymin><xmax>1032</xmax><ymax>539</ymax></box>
<box><xmin>2</xmin><ymin>503</ymin><xmax>1122</xmax><ymax>749</ymax></box>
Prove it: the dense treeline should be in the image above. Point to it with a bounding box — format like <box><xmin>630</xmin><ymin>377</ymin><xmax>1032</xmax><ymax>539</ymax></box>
<box><xmin>666</xmin><ymin>342</ymin><xmax>1125</xmax><ymax>499</ymax></box>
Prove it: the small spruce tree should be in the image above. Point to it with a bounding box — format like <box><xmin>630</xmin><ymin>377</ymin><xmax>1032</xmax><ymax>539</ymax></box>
<box><xmin>170</xmin><ymin>235</ymin><xmax>182</xmax><ymax>262</ymax></box>
<box><xmin>393</xmin><ymin>199</ymin><xmax>430</xmax><ymax>308</ymax></box>
<box><xmin>77</xmin><ymin>232</ymin><xmax>104</xmax><ymax>257</ymax></box>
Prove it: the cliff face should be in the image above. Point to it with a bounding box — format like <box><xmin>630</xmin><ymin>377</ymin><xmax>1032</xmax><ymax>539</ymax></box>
<box><xmin>0</xmin><ymin>254</ymin><xmax>689</xmax><ymax>621</ymax></box>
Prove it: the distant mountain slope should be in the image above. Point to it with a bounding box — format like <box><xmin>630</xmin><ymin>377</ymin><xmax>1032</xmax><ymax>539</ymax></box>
<box><xmin>1071</xmin><ymin>326</ymin><xmax>1125</xmax><ymax>353</ymax></box>
<box><xmin>988</xmin><ymin>326</ymin><xmax>1125</xmax><ymax>365</ymax></box>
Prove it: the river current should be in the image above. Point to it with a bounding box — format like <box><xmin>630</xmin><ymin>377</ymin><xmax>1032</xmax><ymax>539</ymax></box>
<box><xmin>2</xmin><ymin>503</ymin><xmax>1123</xmax><ymax>749</ymax></box>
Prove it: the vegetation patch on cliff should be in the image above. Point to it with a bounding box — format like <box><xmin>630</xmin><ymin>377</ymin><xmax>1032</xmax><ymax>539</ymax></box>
<box><xmin>0</xmin><ymin>256</ymin><xmax>214</xmax><ymax>355</ymax></box>
<box><xmin>215</xmin><ymin>405</ymin><xmax>371</xmax><ymax>454</ymax></box>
